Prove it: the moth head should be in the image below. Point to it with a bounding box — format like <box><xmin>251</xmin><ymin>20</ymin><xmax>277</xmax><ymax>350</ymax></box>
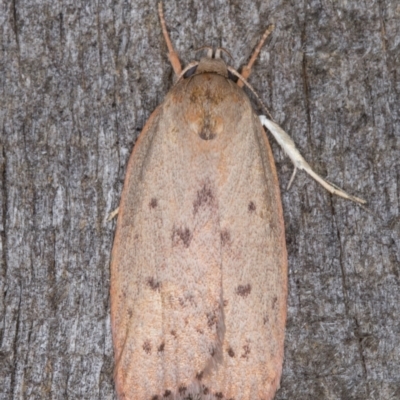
<box><xmin>179</xmin><ymin>47</ymin><xmax>238</xmax><ymax>82</ymax></box>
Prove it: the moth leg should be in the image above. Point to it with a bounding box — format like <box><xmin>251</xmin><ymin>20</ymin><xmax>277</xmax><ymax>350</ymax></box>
<box><xmin>158</xmin><ymin>2</ymin><xmax>182</xmax><ymax>76</ymax></box>
<box><xmin>287</xmin><ymin>167</ymin><xmax>297</xmax><ymax>190</ymax></box>
<box><xmin>107</xmin><ymin>207</ymin><xmax>119</xmax><ymax>221</ymax></box>
<box><xmin>238</xmin><ymin>25</ymin><xmax>274</xmax><ymax>88</ymax></box>
<box><xmin>259</xmin><ymin>115</ymin><xmax>366</xmax><ymax>204</ymax></box>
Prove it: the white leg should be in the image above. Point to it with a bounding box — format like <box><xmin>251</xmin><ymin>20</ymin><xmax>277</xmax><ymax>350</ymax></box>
<box><xmin>108</xmin><ymin>206</ymin><xmax>119</xmax><ymax>221</ymax></box>
<box><xmin>259</xmin><ymin>115</ymin><xmax>366</xmax><ymax>205</ymax></box>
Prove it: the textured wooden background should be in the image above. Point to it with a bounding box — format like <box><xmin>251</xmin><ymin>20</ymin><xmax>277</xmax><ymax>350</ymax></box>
<box><xmin>1</xmin><ymin>0</ymin><xmax>399</xmax><ymax>399</ymax></box>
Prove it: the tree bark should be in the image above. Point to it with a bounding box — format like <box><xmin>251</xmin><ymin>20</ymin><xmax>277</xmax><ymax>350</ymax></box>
<box><xmin>1</xmin><ymin>0</ymin><xmax>399</xmax><ymax>399</ymax></box>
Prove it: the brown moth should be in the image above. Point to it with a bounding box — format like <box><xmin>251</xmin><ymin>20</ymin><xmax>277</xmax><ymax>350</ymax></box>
<box><xmin>110</xmin><ymin>3</ymin><xmax>365</xmax><ymax>400</ymax></box>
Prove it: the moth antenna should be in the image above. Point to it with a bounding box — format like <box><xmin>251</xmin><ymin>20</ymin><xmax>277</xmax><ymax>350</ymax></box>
<box><xmin>158</xmin><ymin>2</ymin><xmax>182</xmax><ymax>76</ymax></box>
<box><xmin>227</xmin><ymin>66</ymin><xmax>274</xmax><ymax>120</ymax></box>
<box><xmin>238</xmin><ymin>24</ymin><xmax>274</xmax><ymax>88</ymax></box>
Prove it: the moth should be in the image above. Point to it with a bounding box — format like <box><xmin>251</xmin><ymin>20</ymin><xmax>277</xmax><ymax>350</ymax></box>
<box><xmin>110</xmin><ymin>3</ymin><xmax>365</xmax><ymax>400</ymax></box>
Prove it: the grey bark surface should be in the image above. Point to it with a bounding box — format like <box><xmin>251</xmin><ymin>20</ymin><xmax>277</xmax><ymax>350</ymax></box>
<box><xmin>1</xmin><ymin>0</ymin><xmax>399</xmax><ymax>399</ymax></box>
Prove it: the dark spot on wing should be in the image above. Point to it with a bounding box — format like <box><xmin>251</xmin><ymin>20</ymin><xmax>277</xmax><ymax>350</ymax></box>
<box><xmin>151</xmin><ymin>396</ymin><xmax>159</xmax><ymax>400</ymax></box>
<box><xmin>263</xmin><ymin>314</ymin><xmax>269</xmax><ymax>324</ymax></box>
<box><xmin>196</xmin><ymin>371</ymin><xmax>204</xmax><ymax>380</ymax></box>
<box><xmin>158</xmin><ymin>342</ymin><xmax>165</xmax><ymax>352</ymax></box>
<box><xmin>143</xmin><ymin>340</ymin><xmax>152</xmax><ymax>354</ymax></box>
<box><xmin>272</xmin><ymin>296</ymin><xmax>278</xmax><ymax>309</ymax></box>
<box><xmin>178</xmin><ymin>386</ymin><xmax>187</xmax><ymax>395</ymax></box>
<box><xmin>207</xmin><ymin>312</ymin><xmax>217</xmax><ymax>328</ymax></box>
<box><xmin>147</xmin><ymin>277</ymin><xmax>161</xmax><ymax>291</ymax></box>
<box><xmin>163</xmin><ymin>390</ymin><xmax>171</xmax><ymax>397</ymax></box>
<box><xmin>227</xmin><ymin>347</ymin><xmax>235</xmax><ymax>357</ymax></box>
<box><xmin>198</xmin><ymin>115</ymin><xmax>217</xmax><ymax>140</ymax></box>
<box><xmin>236</xmin><ymin>284</ymin><xmax>252</xmax><ymax>297</ymax></box>
<box><xmin>193</xmin><ymin>181</ymin><xmax>215</xmax><ymax>214</ymax></box>
<box><xmin>241</xmin><ymin>344</ymin><xmax>250</xmax><ymax>359</ymax></box>
<box><xmin>215</xmin><ymin>392</ymin><xmax>224</xmax><ymax>399</ymax></box>
<box><xmin>149</xmin><ymin>198</ymin><xmax>158</xmax><ymax>208</ymax></box>
<box><xmin>220</xmin><ymin>229</ymin><xmax>231</xmax><ymax>246</ymax></box>
<box><xmin>178</xmin><ymin>293</ymin><xmax>196</xmax><ymax>308</ymax></box>
<box><xmin>172</xmin><ymin>227</ymin><xmax>192</xmax><ymax>248</ymax></box>
<box><xmin>248</xmin><ymin>201</ymin><xmax>256</xmax><ymax>212</ymax></box>
<box><xmin>170</xmin><ymin>330</ymin><xmax>177</xmax><ymax>338</ymax></box>
<box><xmin>203</xmin><ymin>387</ymin><xmax>210</xmax><ymax>395</ymax></box>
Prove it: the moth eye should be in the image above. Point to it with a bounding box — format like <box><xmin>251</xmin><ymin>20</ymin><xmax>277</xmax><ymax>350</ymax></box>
<box><xmin>227</xmin><ymin>70</ymin><xmax>238</xmax><ymax>82</ymax></box>
<box><xmin>183</xmin><ymin>65</ymin><xmax>198</xmax><ymax>78</ymax></box>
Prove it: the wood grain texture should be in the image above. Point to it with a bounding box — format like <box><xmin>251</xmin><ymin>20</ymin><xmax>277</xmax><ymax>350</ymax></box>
<box><xmin>111</xmin><ymin>64</ymin><xmax>287</xmax><ymax>400</ymax></box>
<box><xmin>1</xmin><ymin>0</ymin><xmax>399</xmax><ymax>399</ymax></box>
